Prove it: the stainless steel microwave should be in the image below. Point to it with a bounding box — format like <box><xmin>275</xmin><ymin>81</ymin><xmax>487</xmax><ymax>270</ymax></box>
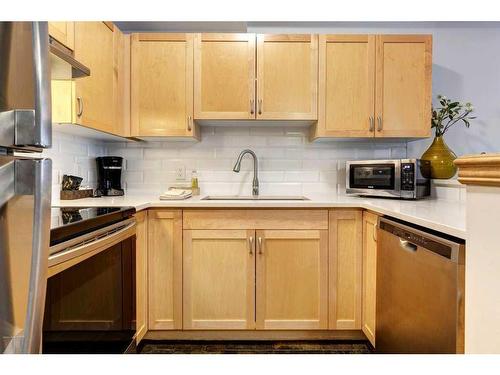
<box><xmin>346</xmin><ymin>159</ymin><xmax>431</xmax><ymax>200</ymax></box>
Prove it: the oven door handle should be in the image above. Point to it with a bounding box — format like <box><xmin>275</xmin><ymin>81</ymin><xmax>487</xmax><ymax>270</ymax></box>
<box><xmin>48</xmin><ymin>220</ymin><xmax>136</xmax><ymax>269</ymax></box>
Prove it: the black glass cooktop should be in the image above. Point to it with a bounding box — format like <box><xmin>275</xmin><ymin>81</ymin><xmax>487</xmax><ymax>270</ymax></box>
<box><xmin>50</xmin><ymin>206</ymin><xmax>136</xmax><ymax>246</ymax></box>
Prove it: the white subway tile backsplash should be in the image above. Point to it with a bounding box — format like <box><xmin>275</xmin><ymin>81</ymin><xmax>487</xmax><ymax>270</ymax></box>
<box><xmin>47</xmin><ymin>127</ymin><xmax>408</xmax><ymax>199</ymax></box>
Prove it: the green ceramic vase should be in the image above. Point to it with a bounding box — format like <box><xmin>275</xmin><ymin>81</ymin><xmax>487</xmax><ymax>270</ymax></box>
<box><xmin>421</xmin><ymin>135</ymin><xmax>457</xmax><ymax>179</ymax></box>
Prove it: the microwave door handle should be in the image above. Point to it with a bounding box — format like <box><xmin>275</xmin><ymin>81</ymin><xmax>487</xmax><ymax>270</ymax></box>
<box><xmin>17</xmin><ymin>158</ymin><xmax>52</xmax><ymax>353</ymax></box>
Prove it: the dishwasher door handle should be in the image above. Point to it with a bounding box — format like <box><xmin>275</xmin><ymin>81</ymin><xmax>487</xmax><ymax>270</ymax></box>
<box><xmin>399</xmin><ymin>239</ymin><xmax>417</xmax><ymax>252</ymax></box>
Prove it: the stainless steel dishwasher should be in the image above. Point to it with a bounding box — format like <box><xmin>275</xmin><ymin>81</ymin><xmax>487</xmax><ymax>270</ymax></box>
<box><xmin>376</xmin><ymin>217</ymin><xmax>465</xmax><ymax>354</ymax></box>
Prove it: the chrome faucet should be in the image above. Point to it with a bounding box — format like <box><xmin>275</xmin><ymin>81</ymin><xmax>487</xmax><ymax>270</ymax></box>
<box><xmin>233</xmin><ymin>149</ymin><xmax>259</xmax><ymax>196</ymax></box>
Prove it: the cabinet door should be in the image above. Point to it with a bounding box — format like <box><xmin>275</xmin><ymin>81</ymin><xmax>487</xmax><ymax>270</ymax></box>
<box><xmin>314</xmin><ymin>35</ymin><xmax>375</xmax><ymax>138</ymax></box>
<box><xmin>74</xmin><ymin>22</ymin><xmax>115</xmax><ymax>133</ymax></box>
<box><xmin>194</xmin><ymin>34</ymin><xmax>256</xmax><ymax>120</ymax></box>
<box><xmin>135</xmin><ymin>211</ymin><xmax>148</xmax><ymax>342</ymax></box>
<box><xmin>362</xmin><ymin>211</ymin><xmax>378</xmax><ymax>346</ymax></box>
<box><xmin>256</xmin><ymin>34</ymin><xmax>318</xmax><ymax>120</ymax></box>
<box><xmin>329</xmin><ymin>209</ymin><xmax>363</xmax><ymax>329</ymax></box>
<box><xmin>183</xmin><ymin>230</ymin><xmax>255</xmax><ymax>330</ymax></box>
<box><xmin>131</xmin><ymin>33</ymin><xmax>196</xmax><ymax>138</ymax></box>
<box><xmin>148</xmin><ymin>210</ymin><xmax>182</xmax><ymax>330</ymax></box>
<box><xmin>375</xmin><ymin>35</ymin><xmax>432</xmax><ymax>138</ymax></box>
<box><xmin>256</xmin><ymin>230</ymin><xmax>328</xmax><ymax>330</ymax></box>
<box><xmin>49</xmin><ymin>22</ymin><xmax>75</xmax><ymax>50</ymax></box>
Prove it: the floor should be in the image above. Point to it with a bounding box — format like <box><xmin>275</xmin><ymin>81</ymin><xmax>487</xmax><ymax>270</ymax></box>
<box><xmin>139</xmin><ymin>340</ymin><xmax>373</xmax><ymax>354</ymax></box>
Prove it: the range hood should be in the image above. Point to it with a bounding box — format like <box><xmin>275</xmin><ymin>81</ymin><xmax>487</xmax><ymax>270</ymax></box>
<box><xmin>49</xmin><ymin>37</ymin><xmax>90</xmax><ymax>79</ymax></box>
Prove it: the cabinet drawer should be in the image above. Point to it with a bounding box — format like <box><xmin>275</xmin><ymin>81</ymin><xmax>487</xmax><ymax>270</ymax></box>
<box><xmin>183</xmin><ymin>209</ymin><xmax>328</xmax><ymax>230</ymax></box>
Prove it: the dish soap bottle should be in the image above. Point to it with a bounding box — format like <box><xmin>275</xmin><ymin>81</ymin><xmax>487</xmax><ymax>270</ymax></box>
<box><xmin>190</xmin><ymin>170</ymin><xmax>200</xmax><ymax>196</ymax></box>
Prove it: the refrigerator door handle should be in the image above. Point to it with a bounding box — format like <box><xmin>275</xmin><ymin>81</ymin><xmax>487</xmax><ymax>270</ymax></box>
<box><xmin>12</xmin><ymin>22</ymin><xmax>52</xmax><ymax>149</ymax></box>
<box><xmin>16</xmin><ymin>158</ymin><xmax>52</xmax><ymax>353</ymax></box>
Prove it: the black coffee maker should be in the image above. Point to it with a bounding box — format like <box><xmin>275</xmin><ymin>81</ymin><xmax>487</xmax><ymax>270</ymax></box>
<box><xmin>96</xmin><ymin>156</ymin><xmax>124</xmax><ymax>196</ymax></box>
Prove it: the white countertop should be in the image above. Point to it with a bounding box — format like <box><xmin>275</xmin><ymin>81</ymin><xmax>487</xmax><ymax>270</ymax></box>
<box><xmin>52</xmin><ymin>194</ymin><xmax>467</xmax><ymax>239</ymax></box>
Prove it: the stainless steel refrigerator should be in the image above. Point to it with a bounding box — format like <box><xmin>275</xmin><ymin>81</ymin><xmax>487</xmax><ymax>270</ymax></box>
<box><xmin>0</xmin><ymin>22</ymin><xmax>52</xmax><ymax>354</ymax></box>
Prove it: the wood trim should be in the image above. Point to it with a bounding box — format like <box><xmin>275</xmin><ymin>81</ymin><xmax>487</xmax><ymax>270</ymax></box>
<box><xmin>259</xmin><ymin>34</ymin><xmax>312</xmax><ymax>42</ymax></box>
<box><xmin>135</xmin><ymin>211</ymin><xmax>148</xmax><ymax>343</ymax></box>
<box><xmin>135</xmin><ymin>33</ymin><xmax>190</xmax><ymax>41</ymax></box>
<box><xmin>199</xmin><ymin>33</ymin><xmax>254</xmax><ymax>41</ymax></box>
<box><xmin>183</xmin><ymin>209</ymin><xmax>328</xmax><ymax>230</ymax></box>
<box><xmin>145</xmin><ymin>329</ymin><xmax>366</xmax><ymax>341</ymax></box>
<box><xmin>455</xmin><ymin>153</ymin><xmax>500</xmax><ymax>186</ymax></box>
<box><xmin>103</xmin><ymin>22</ymin><xmax>114</xmax><ymax>32</ymax></box>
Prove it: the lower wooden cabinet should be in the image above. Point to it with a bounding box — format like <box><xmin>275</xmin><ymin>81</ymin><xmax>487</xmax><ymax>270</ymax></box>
<box><xmin>147</xmin><ymin>209</ymin><xmax>182</xmax><ymax>330</ymax></box>
<box><xmin>362</xmin><ymin>211</ymin><xmax>378</xmax><ymax>346</ymax></box>
<box><xmin>256</xmin><ymin>230</ymin><xmax>328</xmax><ymax>330</ymax></box>
<box><xmin>329</xmin><ymin>209</ymin><xmax>363</xmax><ymax>330</ymax></box>
<box><xmin>183</xmin><ymin>229</ymin><xmax>255</xmax><ymax>330</ymax></box>
<box><xmin>135</xmin><ymin>211</ymin><xmax>148</xmax><ymax>342</ymax></box>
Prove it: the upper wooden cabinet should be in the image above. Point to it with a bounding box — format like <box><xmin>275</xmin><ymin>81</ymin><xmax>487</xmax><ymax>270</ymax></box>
<box><xmin>49</xmin><ymin>22</ymin><xmax>75</xmax><ymax>50</ymax></box>
<box><xmin>256</xmin><ymin>229</ymin><xmax>328</xmax><ymax>330</ymax></box>
<box><xmin>74</xmin><ymin>22</ymin><xmax>116</xmax><ymax>134</ymax></box>
<box><xmin>194</xmin><ymin>34</ymin><xmax>256</xmax><ymax>120</ymax></box>
<box><xmin>131</xmin><ymin>33</ymin><xmax>199</xmax><ymax>139</ymax></box>
<box><xmin>256</xmin><ymin>34</ymin><xmax>318</xmax><ymax>120</ymax></box>
<box><xmin>193</xmin><ymin>33</ymin><xmax>318</xmax><ymax>121</ymax></box>
<box><xmin>375</xmin><ymin>35</ymin><xmax>432</xmax><ymax>138</ymax></box>
<box><xmin>312</xmin><ymin>34</ymin><xmax>432</xmax><ymax>140</ymax></box>
<box><xmin>314</xmin><ymin>35</ymin><xmax>376</xmax><ymax>138</ymax></box>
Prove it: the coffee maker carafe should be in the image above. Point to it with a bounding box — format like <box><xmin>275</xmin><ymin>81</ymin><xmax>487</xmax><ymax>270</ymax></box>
<box><xmin>96</xmin><ymin>156</ymin><xmax>124</xmax><ymax>196</ymax></box>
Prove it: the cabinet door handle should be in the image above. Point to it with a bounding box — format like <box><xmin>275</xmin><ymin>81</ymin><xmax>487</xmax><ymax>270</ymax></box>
<box><xmin>250</xmin><ymin>99</ymin><xmax>255</xmax><ymax>115</ymax></box>
<box><xmin>258</xmin><ymin>236</ymin><xmax>263</xmax><ymax>254</ymax></box>
<box><xmin>369</xmin><ymin>116</ymin><xmax>374</xmax><ymax>132</ymax></box>
<box><xmin>248</xmin><ymin>236</ymin><xmax>254</xmax><ymax>255</ymax></box>
<box><xmin>373</xmin><ymin>224</ymin><xmax>378</xmax><ymax>242</ymax></box>
<box><xmin>377</xmin><ymin>116</ymin><xmax>383</xmax><ymax>132</ymax></box>
<box><xmin>187</xmin><ymin>115</ymin><xmax>192</xmax><ymax>131</ymax></box>
<box><xmin>258</xmin><ymin>99</ymin><xmax>262</xmax><ymax>115</ymax></box>
<box><xmin>76</xmin><ymin>97</ymin><xmax>83</xmax><ymax>117</ymax></box>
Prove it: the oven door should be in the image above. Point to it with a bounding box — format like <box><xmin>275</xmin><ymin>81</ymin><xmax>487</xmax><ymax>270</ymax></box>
<box><xmin>42</xmin><ymin>220</ymin><xmax>136</xmax><ymax>354</ymax></box>
<box><xmin>346</xmin><ymin>160</ymin><xmax>401</xmax><ymax>198</ymax></box>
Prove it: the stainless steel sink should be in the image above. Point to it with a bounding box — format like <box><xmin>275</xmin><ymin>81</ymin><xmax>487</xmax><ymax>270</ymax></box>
<box><xmin>201</xmin><ymin>195</ymin><xmax>309</xmax><ymax>201</ymax></box>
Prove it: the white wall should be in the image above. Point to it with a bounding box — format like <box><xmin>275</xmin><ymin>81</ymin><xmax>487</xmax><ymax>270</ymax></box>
<box><xmin>247</xmin><ymin>22</ymin><xmax>500</xmax><ymax>158</ymax></box>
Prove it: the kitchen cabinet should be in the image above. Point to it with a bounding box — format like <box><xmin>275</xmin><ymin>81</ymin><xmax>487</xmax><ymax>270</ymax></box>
<box><xmin>182</xmin><ymin>209</ymin><xmax>329</xmax><ymax>331</ymax></box>
<box><xmin>256</xmin><ymin>34</ymin><xmax>318</xmax><ymax>120</ymax></box>
<box><xmin>255</xmin><ymin>230</ymin><xmax>328</xmax><ymax>330</ymax></box>
<box><xmin>74</xmin><ymin>21</ymin><xmax>116</xmax><ymax>134</ymax></box>
<box><xmin>135</xmin><ymin>211</ymin><xmax>148</xmax><ymax>343</ymax></box>
<box><xmin>312</xmin><ymin>34</ymin><xmax>432</xmax><ymax>140</ymax></box>
<box><xmin>49</xmin><ymin>22</ymin><xmax>74</xmax><ymax>50</ymax></box>
<box><xmin>183</xmin><ymin>229</ymin><xmax>256</xmax><ymax>330</ymax></box>
<box><xmin>313</xmin><ymin>35</ymin><xmax>376</xmax><ymax>138</ymax></box>
<box><xmin>148</xmin><ymin>210</ymin><xmax>182</xmax><ymax>330</ymax></box>
<box><xmin>362</xmin><ymin>211</ymin><xmax>378</xmax><ymax>346</ymax></box>
<box><xmin>194</xmin><ymin>33</ymin><xmax>256</xmax><ymax>120</ymax></box>
<box><xmin>131</xmin><ymin>33</ymin><xmax>199</xmax><ymax>139</ymax></box>
<box><xmin>375</xmin><ymin>35</ymin><xmax>432</xmax><ymax>138</ymax></box>
<box><xmin>329</xmin><ymin>209</ymin><xmax>363</xmax><ymax>330</ymax></box>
